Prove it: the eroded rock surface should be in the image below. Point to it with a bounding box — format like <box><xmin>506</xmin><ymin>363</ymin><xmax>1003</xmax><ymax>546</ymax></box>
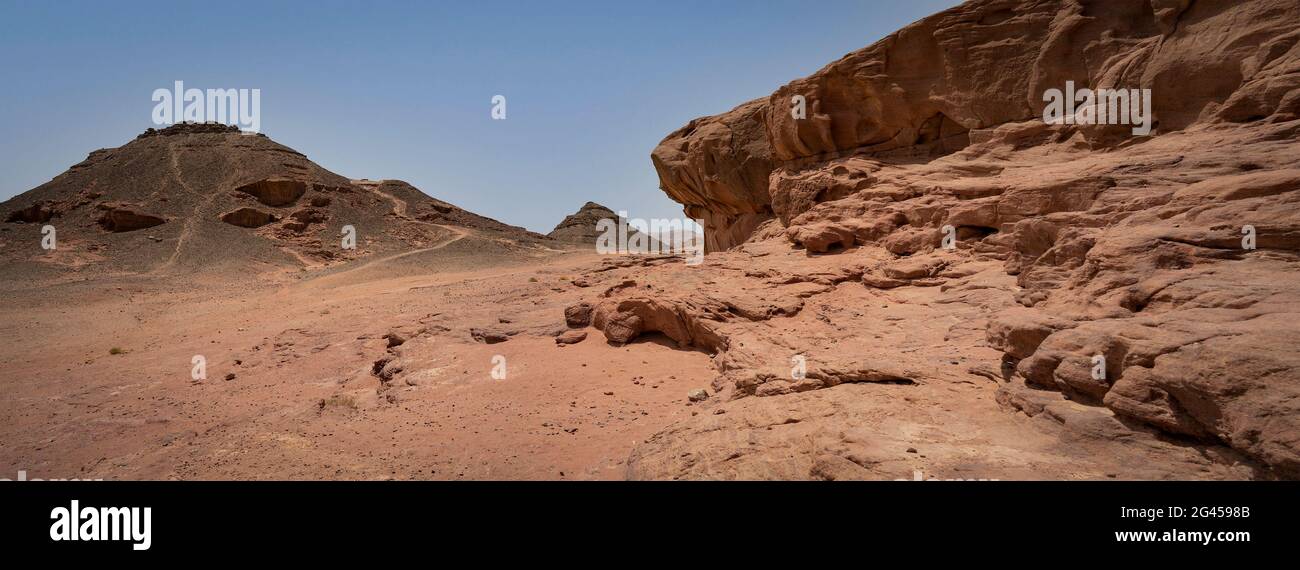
<box><xmin>633</xmin><ymin>0</ymin><xmax>1300</xmax><ymax>479</ymax></box>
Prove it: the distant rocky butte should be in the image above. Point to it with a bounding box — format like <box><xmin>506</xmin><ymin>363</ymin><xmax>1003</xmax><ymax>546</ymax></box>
<box><xmin>0</xmin><ymin>122</ymin><xmax>549</xmax><ymax>275</ymax></box>
<box><xmin>548</xmin><ymin>201</ymin><xmax>663</xmax><ymax>250</ymax></box>
<box><xmin>547</xmin><ymin>201</ymin><xmax>622</xmax><ymax>243</ymax></box>
<box><xmin>573</xmin><ymin>0</ymin><xmax>1300</xmax><ymax>478</ymax></box>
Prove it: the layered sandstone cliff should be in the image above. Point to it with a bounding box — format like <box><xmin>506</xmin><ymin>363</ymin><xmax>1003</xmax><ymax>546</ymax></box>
<box><xmin>654</xmin><ymin>0</ymin><xmax>1299</xmax><ymax>250</ymax></box>
<box><xmin>630</xmin><ymin>0</ymin><xmax>1300</xmax><ymax>478</ymax></box>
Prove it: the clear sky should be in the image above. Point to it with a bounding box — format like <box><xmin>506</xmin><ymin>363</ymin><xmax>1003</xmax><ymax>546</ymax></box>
<box><xmin>0</xmin><ymin>0</ymin><xmax>960</xmax><ymax>233</ymax></box>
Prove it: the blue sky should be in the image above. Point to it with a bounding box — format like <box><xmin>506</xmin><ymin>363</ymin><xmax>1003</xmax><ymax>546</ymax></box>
<box><xmin>0</xmin><ymin>0</ymin><xmax>959</xmax><ymax>232</ymax></box>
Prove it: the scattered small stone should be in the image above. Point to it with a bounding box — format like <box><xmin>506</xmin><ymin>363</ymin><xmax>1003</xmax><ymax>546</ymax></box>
<box><xmin>470</xmin><ymin>327</ymin><xmax>515</xmax><ymax>344</ymax></box>
<box><xmin>384</xmin><ymin>331</ymin><xmax>407</xmax><ymax>348</ymax></box>
<box><xmin>687</xmin><ymin>388</ymin><xmax>709</xmax><ymax>402</ymax></box>
<box><xmin>555</xmin><ymin>330</ymin><xmax>587</xmax><ymax>345</ymax></box>
<box><xmin>906</xmin><ymin>447</ymin><xmax>918</xmax><ymax>454</ymax></box>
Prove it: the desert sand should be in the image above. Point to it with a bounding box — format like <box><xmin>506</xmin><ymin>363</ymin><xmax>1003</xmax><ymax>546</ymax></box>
<box><xmin>2</xmin><ymin>0</ymin><xmax>1299</xmax><ymax>480</ymax></box>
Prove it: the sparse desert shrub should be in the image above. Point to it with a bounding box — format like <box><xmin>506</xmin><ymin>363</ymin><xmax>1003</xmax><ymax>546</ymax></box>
<box><xmin>318</xmin><ymin>394</ymin><xmax>358</xmax><ymax>411</ymax></box>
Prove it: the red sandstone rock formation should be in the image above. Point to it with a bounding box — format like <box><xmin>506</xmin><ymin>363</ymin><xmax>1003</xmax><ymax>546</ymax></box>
<box><xmin>631</xmin><ymin>0</ymin><xmax>1300</xmax><ymax>478</ymax></box>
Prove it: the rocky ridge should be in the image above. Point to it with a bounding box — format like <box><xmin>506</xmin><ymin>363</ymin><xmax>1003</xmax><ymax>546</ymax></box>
<box><xmin>0</xmin><ymin>122</ymin><xmax>554</xmax><ymax>278</ymax></box>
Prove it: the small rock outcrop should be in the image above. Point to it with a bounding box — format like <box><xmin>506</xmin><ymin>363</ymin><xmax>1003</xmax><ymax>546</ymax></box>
<box><xmin>97</xmin><ymin>205</ymin><xmax>166</xmax><ymax>232</ymax></box>
<box><xmin>235</xmin><ymin>178</ymin><xmax>307</xmax><ymax>207</ymax></box>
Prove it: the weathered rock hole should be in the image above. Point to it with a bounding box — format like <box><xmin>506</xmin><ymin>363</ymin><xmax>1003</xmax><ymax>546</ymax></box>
<box><xmin>98</xmin><ymin>208</ymin><xmax>165</xmax><ymax>232</ymax></box>
<box><xmin>957</xmin><ymin>225</ymin><xmax>998</xmax><ymax>241</ymax></box>
<box><xmin>220</xmin><ymin>207</ymin><xmax>278</xmax><ymax>228</ymax></box>
<box><xmin>626</xmin><ymin>332</ymin><xmax>715</xmax><ymax>355</ymax></box>
<box><xmin>235</xmin><ymin>179</ymin><xmax>307</xmax><ymax>207</ymax></box>
<box><xmin>371</xmin><ymin>355</ymin><xmax>401</xmax><ymax>381</ymax></box>
<box><xmin>872</xmin><ymin>377</ymin><xmax>917</xmax><ymax>386</ymax></box>
<box><xmin>915</xmin><ymin>112</ymin><xmax>970</xmax><ymax>154</ymax></box>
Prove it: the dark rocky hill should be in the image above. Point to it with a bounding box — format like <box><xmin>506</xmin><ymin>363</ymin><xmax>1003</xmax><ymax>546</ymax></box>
<box><xmin>0</xmin><ymin>122</ymin><xmax>551</xmax><ymax>278</ymax></box>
